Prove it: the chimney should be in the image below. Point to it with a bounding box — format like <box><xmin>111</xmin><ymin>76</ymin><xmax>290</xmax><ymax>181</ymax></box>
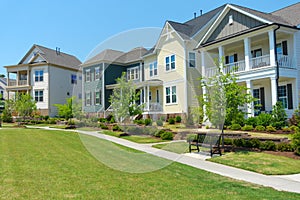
<box><xmin>194</xmin><ymin>12</ymin><xmax>197</xmax><ymax>19</ymax></box>
<box><xmin>200</xmin><ymin>10</ymin><xmax>203</xmax><ymax>16</ymax></box>
<box><xmin>56</xmin><ymin>47</ymin><xmax>60</xmax><ymax>55</ymax></box>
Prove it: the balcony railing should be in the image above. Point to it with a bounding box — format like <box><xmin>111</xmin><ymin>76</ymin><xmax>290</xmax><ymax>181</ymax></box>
<box><xmin>19</xmin><ymin>80</ymin><xmax>28</xmax><ymax>86</ymax></box>
<box><xmin>205</xmin><ymin>54</ymin><xmax>295</xmax><ymax>78</ymax></box>
<box><xmin>143</xmin><ymin>102</ymin><xmax>163</xmax><ymax>112</ymax></box>
<box><xmin>8</xmin><ymin>80</ymin><xmax>28</xmax><ymax>87</ymax></box>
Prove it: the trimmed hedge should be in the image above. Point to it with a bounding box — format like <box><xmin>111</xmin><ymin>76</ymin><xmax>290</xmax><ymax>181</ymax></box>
<box><xmin>168</xmin><ymin>118</ymin><xmax>175</xmax><ymax>124</ymax></box>
<box><xmin>241</xmin><ymin>125</ymin><xmax>254</xmax><ymax>131</ymax></box>
<box><xmin>255</xmin><ymin>125</ymin><xmax>265</xmax><ymax>132</ymax></box>
<box><xmin>156</xmin><ymin>119</ymin><xmax>163</xmax><ymax>126</ymax></box>
<box><xmin>231</xmin><ymin>124</ymin><xmax>241</xmax><ymax>130</ymax></box>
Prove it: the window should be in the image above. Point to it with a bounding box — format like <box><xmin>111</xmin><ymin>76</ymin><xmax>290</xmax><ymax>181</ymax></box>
<box><xmin>95</xmin><ymin>90</ymin><xmax>101</xmax><ymax>105</ymax></box>
<box><xmin>85</xmin><ymin>69</ymin><xmax>91</xmax><ymax>82</ymax></box>
<box><xmin>149</xmin><ymin>91</ymin><xmax>152</xmax><ymax>101</ymax></box>
<box><xmin>229</xmin><ymin>15</ymin><xmax>233</xmax><ymax>25</ymax></box>
<box><xmin>34</xmin><ymin>90</ymin><xmax>43</xmax><ymax>102</ymax></box>
<box><xmin>188</xmin><ymin>52</ymin><xmax>196</xmax><ymax>68</ymax></box>
<box><xmin>253</xmin><ymin>89</ymin><xmax>261</xmax><ymax>116</ymax></box>
<box><xmin>225</xmin><ymin>54</ymin><xmax>237</xmax><ymax>64</ymax></box>
<box><xmin>85</xmin><ymin>92</ymin><xmax>91</xmax><ymax>106</ymax></box>
<box><xmin>95</xmin><ymin>67</ymin><xmax>100</xmax><ymax>80</ymax></box>
<box><xmin>78</xmin><ymin>93</ymin><xmax>82</xmax><ymax>99</ymax></box>
<box><xmin>278</xmin><ymin>85</ymin><xmax>288</xmax><ymax>109</ymax></box>
<box><xmin>35</xmin><ymin>70</ymin><xmax>44</xmax><ymax>82</ymax></box>
<box><xmin>150</xmin><ymin>61</ymin><xmax>158</xmax><ymax>77</ymax></box>
<box><xmin>156</xmin><ymin>90</ymin><xmax>159</xmax><ymax>103</ymax></box>
<box><xmin>251</xmin><ymin>49</ymin><xmax>262</xmax><ymax>58</ymax></box>
<box><xmin>165</xmin><ymin>55</ymin><xmax>175</xmax><ymax>71</ymax></box>
<box><xmin>276</xmin><ymin>41</ymin><xmax>288</xmax><ymax>56</ymax></box>
<box><xmin>71</xmin><ymin>74</ymin><xmax>77</xmax><ymax>84</ymax></box>
<box><xmin>127</xmin><ymin>67</ymin><xmax>139</xmax><ymax>80</ymax></box>
<box><xmin>166</xmin><ymin>86</ymin><xmax>177</xmax><ymax>104</ymax></box>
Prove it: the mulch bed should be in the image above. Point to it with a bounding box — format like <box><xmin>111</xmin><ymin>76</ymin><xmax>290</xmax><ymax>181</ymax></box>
<box><xmin>264</xmin><ymin>151</ymin><xmax>300</xmax><ymax>160</ymax></box>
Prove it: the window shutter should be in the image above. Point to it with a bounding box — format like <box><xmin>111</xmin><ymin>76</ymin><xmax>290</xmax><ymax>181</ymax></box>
<box><xmin>282</xmin><ymin>41</ymin><xmax>288</xmax><ymax>55</ymax></box>
<box><xmin>234</xmin><ymin>54</ymin><xmax>238</xmax><ymax>62</ymax></box>
<box><xmin>260</xmin><ymin>87</ymin><xmax>265</xmax><ymax>111</ymax></box>
<box><xmin>287</xmin><ymin>84</ymin><xmax>293</xmax><ymax>109</ymax></box>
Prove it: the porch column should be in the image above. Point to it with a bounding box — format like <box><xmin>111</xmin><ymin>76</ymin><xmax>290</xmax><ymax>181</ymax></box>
<box><xmin>201</xmin><ymin>50</ymin><xmax>206</xmax><ymax>76</ymax></box>
<box><xmin>27</xmin><ymin>69</ymin><xmax>30</xmax><ymax>85</ymax></box>
<box><xmin>270</xmin><ymin>77</ymin><xmax>277</xmax><ymax>106</ymax></box>
<box><xmin>246</xmin><ymin>80</ymin><xmax>254</xmax><ymax>117</ymax></box>
<box><xmin>268</xmin><ymin>30</ymin><xmax>276</xmax><ymax>67</ymax></box>
<box><xmin>218</xmin><ymin>46</ymin><xmax>224</xmax><ymax>68</ymax></box>
<box><xmin>143</xmin><ymin>86</ymin><xmax>146</xmax><ymax>106</ymax></box>
<box><xmin>7</xmin><ymin>72</ymin><xmax>9</xmax><ymax>86</ymax></box>
<box><xmin>244</xmin><ymin>37</ymin><xmax>251</xmax><ymax>71</ymax></box>
<box><xmin>7</xmin><ymin>91</ymin><xmax>9</xmax><ymax>100</ymax></box>
<box><xmin>16</xmin><ymin>71</ymin><xmax>19</xmax><ymax>86</ymax></box>
<box><xmin>147</xmin><ymin>85</ymin><xmax>150</xmax><ymax>111</ymax></box>
<box><xmin>140</xmin><ymin>89</ymin><xmax>142</xmax><ymax>105</ymax></box>
<box><xmin>202</xmin><ymin>86</ymin><xmax>207</xmax><ymax>123</ymax></box>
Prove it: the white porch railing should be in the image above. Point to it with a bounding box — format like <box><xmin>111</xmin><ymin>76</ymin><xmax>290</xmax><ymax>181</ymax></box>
<box><xmin>8</xmin><ymin>81</ymin><xmax>16</xmax><ymax>86</ymax></box>
<box><xmin>144</xmin><ymin>102</ymin><xmax>163</xmax><ymax>112</ymax></box>
<box><xmin>19</xmin><ymin>80</ymin><xmax>28</xmax><ymax>86</ymax></box>
<box><xmin>205</xmin><ymin>54</ymin><xmax>295</xmax><ymax>78</ymax></box>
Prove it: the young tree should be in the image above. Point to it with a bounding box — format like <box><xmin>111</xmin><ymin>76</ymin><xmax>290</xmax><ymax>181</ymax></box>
<box><xmin>15</xmin><ymin>93</ymin><xmax>37</xmax><ymax>122</ymax></box>
<box><xmin>54</xmin><ymin>96</ymin><xmax>82</xmax><ymax>120</ymax></box>
<box><xmin>200</xmin><ymin>62</ymin><xmax>255</xmax><ymax>128</ymax></box>
<box><xmin>110</xmin><ymin>72</ymin><xmax>143</xmax><ymax>123</ymax></box>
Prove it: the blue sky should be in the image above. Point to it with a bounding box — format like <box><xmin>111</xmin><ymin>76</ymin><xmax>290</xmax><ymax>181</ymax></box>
<box><xmin>0</xmin><ymin>0</ymin><xmax>299</xmax><ymax>75</ymax></box>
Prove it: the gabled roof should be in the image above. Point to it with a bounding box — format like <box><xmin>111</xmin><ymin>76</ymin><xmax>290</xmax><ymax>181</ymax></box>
<box><xmin>18</xmin><ymin>44</ymin><xmax>81</xmax><ymax>70</ymax></box>
<box><xmin>83</xmin><ymin>47</ymin><xmax>147</xmax><ymax>66</ymax></box>
<box><xmin>0</xmin><ymin>77</ymin><xmax>7</xmax><ymax>85</ymax></box>
<box><xmin>167</xmin><ymin>5</ymin><xmax>225</xmax><ymax>40</ymax></box>
<box><xmin>271</xmin><ymin>2</ymin><xmax>300</xmax><ymax>26</ymax></box>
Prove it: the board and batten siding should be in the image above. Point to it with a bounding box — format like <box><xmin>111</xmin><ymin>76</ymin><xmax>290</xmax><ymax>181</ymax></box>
<box><xmin>207</xmin><ymin>9</ymin><xmax>263</xmax><ymax>42</ymax></box>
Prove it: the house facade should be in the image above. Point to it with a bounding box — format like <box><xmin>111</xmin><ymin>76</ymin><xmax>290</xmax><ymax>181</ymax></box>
<box><xmin>4</xmin><ymin>44</ymin><xmax>82</xmax><ymax>117</ymax></box>
<box><xmin>81</xmin><ymin>47</ymin><xmax>147</xmax><ymax>116</ymax></box>
<box><xmin>196</xmin><ymin>3</ymin><xmax>300</xmax><ymax>118</ymax></box>
<box><xmin>0</xmin><ymin>77</ymin><xmax>7</xmax><ymax>99</ymax></box>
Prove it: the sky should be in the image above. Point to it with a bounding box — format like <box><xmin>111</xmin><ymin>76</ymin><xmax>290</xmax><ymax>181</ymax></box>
<box><xmin>0</xmin><ymin>0</ymin><xmax>299</xmax><ymax>75</ymax></box>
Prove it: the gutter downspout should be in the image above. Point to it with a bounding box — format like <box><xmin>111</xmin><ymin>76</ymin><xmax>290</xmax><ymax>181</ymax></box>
<box><xmin>274</xmin><ymin>25</ymin><xmax>281</xmax><ymax>102</ymax></box>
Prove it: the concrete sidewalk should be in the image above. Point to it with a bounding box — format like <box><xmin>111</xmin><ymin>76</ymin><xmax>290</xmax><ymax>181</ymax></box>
<box><xmin>29</xmin><ymin>126</ymin><xmax>300</xmax><ymax>194</ymax></box>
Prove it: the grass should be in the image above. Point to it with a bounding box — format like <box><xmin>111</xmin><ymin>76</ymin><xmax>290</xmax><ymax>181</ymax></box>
<box><xmin>153</xmin><ymin>142</ymin><xmax>190</xmax><ymax>154</ymax></box>
<box><xmin>209</xmin><ymin>151</ymin><xmax>300</xmax><ymax>175</ymax></box>
<box><xmin>102</xmin><ymin>130</ymin><xmax>167</xmax><ymax>143</ymax></box>
<box><xmin>1</xmin><ymin>128</ymin><xmax>300</xmax><ymax>199</ymax></box>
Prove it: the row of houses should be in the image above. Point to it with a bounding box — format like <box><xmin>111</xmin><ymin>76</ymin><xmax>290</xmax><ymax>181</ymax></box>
<box><xmin>2</xmin><ymin>2</ymin><xmax>300</xmax><ymax>120</ymax></box>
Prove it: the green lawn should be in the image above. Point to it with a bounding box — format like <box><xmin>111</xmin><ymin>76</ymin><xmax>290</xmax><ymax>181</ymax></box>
<box><xmin>1</xmin><ymin>128</ymin><xmax>300</xmax><ymax>199</ymax></box>
<box><xmin>102</xmin><ymin>130</ymin><xmax>167</xmax><ymax>143</ymax></box>
<box><xmin>153</xmin><ymin>142</ymin><xmax>189</xmax><ymax>154</ymax></box>
<box><xmin>209</xmin><ymin>151</ymin><xmax>300</xmax><ymax>175</ymax></box>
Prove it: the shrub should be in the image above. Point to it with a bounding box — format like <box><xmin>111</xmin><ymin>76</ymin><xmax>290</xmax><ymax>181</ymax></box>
<box><xmin>272</xmin><ymin>101</ymin><xmax>287</xmax><ymax>129</ymax></box>
<box><xmin>156</xmin><ymin>119</ymin><xmax>163</xmax><ymax>126</ymax></box>
<box><xmin>154</xmin><ymin>130</ymin><xmax>165</xmax><ymax>138</ymax></box>
<box><xmin>76</xmin><ymin>121</ymin><xmax>86</xmax><ymax>127</ymax></box>
<box><xmin>124</xmin><ymin>126</ymin><xmax>143</xmax><ymax>135</ymax></box>
<box><xmin>112</xmin><ymin>125</ymin><xmax>122</xmax><ymax>132</ymax></box>
<box><xmin>277</xmin><ymin>143</ymin><xmax>294</xmax><ymax>152</ymax></box>
<box><xmin>266</xmin><ymin>125</ymin><xmax>276</xmax><ymax>132</ymax></box>
<box><xmin>90</xmin><ymin>117</ymin><xmax>98</xmax><ymax>123</ymax></box>
<box><xmin>292</xmin><ymin>132</ymin><xmax>300</xmax><ymax>155</ymax></box>
<box><xmin>175</xmin><ymin>116</ymin><xmax>182</xmax><ymax>123</ymax></box>
<box><xmin>186</xmin><ymin>134</ymin><xmax>197</xmax><ymax>142</ymax></box>
<box><xmin>99</xmin><ymin>118</ymin><xmax>107</xmax><ymax>123</ymax></box>
<box><xmin>144</xmin><ymin>118</ymin><xmax>152</xmax><ymax>126</ymax></box>
<box><xmin>245</xmin><ymin>117</ymin><xmax>258</xmax><ymax>127</ymax></box>
<box><xmin>206</xmin><ymin>125</ymin><xmax>210</xmax><ymax>129</ymax></box>
<box><xmin>272</xmin><ymin>121</ymin><xmax>285</xmax><ymax>130</ymax></box>
<box><xmin>48</xmin><ymin>118</ymin><xmax>57</xmax><ymax>124</ymax></box>
<box><xmin>99</xmin><ymin>123</ymin><xmax>108</xmax><ymax>130</ymax></box>
<box><xmin>249</xmin><ymin>138</ymin><xmax>261</xmax><ymax>148</ymax></box>
<box><xmin>142</xmin><ymin>127</ymin><xmax>157</xmax><ymax>136</ymax></box>
<box><xmin>233</xmin><ymin>138</ymin><xmax>245</xmax><ymax>147</ymax></box>
<box><xmin>241</xmin><ymin>125</ymin><xmax>254</xmax><ymax>131</ymax></box>
<box><xmin>134</xmin><ymin>119</ymin><xmax>145</xmax><ymax>125</ymax></box>
<box><xmin>168</xmin><ymin>118</ymin><xmax>175</xmax><ymax>124</ymax></box>
<box><xmin>255</xmin><ymin>125</ymin><xmax>265</xmax><ymax>132</ymax></box>
<box><xmin>260</xmin><ymin>141</ymin><xmax>277</xmax><ymax>151</ymax></box>
<box><xmin>289</xmin><ymin>125</ymin><xmax>299</xmax><ymax>132</ymax></box>
<box><xmin>223</xmin><ymin>138</ymin><xmax>233</xmax><ymax>145</ymax></box>
<box><xmin>2</xmin><ymin>109</ymin><xmax>12</xmax><ymax>123</ymax></box>
<box><xmin>282</xmin><ymin>127</ymin><xmax>292</xmax><ymax>133</ymax></box>
<box><xmin>231</xmin><ymin>124</ymin><xmax>241</xmax><ymax>130</ymax></box>
<box><xmin>43</xmin><ymin>115</ymin><xmax>50</xmax><ymax>121</ymax></box>
<box><xmin>110</xmin><ymin>116</ymin><xmax>116</xmax><ymax>123</ymax></box>
<box><xmin>257</xmin><ymin>113</ymin><xmax>273</xmax><ymax>127</ymax></box>
<box><xmin>68</xmin><ymin>120</ymin><xmax>75</xmax><ymax>126</ymax></box>
<box><xmin>161</xmin><ymin>131</ymin><xmax>173</xmax><ymax>140</ymax></box>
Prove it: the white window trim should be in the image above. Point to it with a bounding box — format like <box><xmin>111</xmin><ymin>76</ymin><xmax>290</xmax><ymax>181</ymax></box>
<box><xmin>149</xmin><ymin>61</ymin><xmax>158</xmax><ymax>78</ymax></box>
<box><xmin>127</xmin><ymin>66</ymin><xmax>139</xmax><ymax>80</ymax></box>
<box><xmin>188</xmin><ymin>51</ymin><xmax>196</xmax><ymax>68</ymax></box>
<box><xmin>34</xmin><ymin>89</ymin><xmax>44</xmax><ymax>102</ymax></box>
<box><xmin>85</xmin><ymin>69</ymin><xmax>91</xmax><ymax>82</ymax></box>
<box><xmin>86</xmin><ymin>91</ymin><xmax>91</xmax><ymax>106</ymax></box>
<box><xmin>95</xmin><ymin>67</ymin><xmax>100</xmax><ymax>81</ymax></box>
<box><xmin>95</xmin><ymin>90</ymin><xmax>101</xmax><ymax>105</ymax></box>
<box><xmin>165</xmin><ymin>85</ymin><xmax>177</xmax><ymax>105</ymax></box>
<box><xmin>165</xmin><ymin>55</ymin><xmax>176</xmax><ymax>72</ymax></box>
<box><xmin>34</xmin><ymin>70</ymin><xmax>44</xmax><ymax>82</ymax></box>
<box><xmin>71</xmin><ymin>74</ymin><xmax>77</xmax><ymax>84</ymax></box>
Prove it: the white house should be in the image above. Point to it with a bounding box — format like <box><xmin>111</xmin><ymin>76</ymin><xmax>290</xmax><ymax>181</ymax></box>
<box><xmin>4</xmin><ymin>44</ymin><xmax>82</xmax><ymax>117</ymax></box>
<box><xmin>196</xmin><ymin>3</ymin><xmax>300</xmax><ymax>118</ymax></box>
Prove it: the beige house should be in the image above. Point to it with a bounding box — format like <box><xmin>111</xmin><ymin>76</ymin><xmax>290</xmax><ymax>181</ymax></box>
<box><xmin>4</xmin><ymin>44</ymin><xmax>82</xmax><ymax>117</ymax></box>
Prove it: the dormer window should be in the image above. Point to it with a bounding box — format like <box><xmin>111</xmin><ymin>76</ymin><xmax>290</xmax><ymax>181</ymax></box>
<box><xmin>229</xmin><ymin>15</ymin><xmax>233</xmax><ymax>25</ymax></box>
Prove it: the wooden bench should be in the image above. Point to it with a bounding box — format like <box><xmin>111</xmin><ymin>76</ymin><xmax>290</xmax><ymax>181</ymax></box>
<box><xmin>188</xmin><ymin>133</ymin><xmax>222</xmax><ymax>157</ymax></box>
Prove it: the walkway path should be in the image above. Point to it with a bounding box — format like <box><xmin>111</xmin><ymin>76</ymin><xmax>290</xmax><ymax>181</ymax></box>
<box><xmin>30</xmin><ymin>126</ymin><xmax>300</xmax><ymax>194</ymax></box>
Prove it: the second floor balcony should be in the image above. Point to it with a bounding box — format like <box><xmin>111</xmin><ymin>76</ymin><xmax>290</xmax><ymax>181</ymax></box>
<box><xmin>205</xmin><ymin>54</ymin><xmax>295</xmax><ymax>78</ymax></box>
